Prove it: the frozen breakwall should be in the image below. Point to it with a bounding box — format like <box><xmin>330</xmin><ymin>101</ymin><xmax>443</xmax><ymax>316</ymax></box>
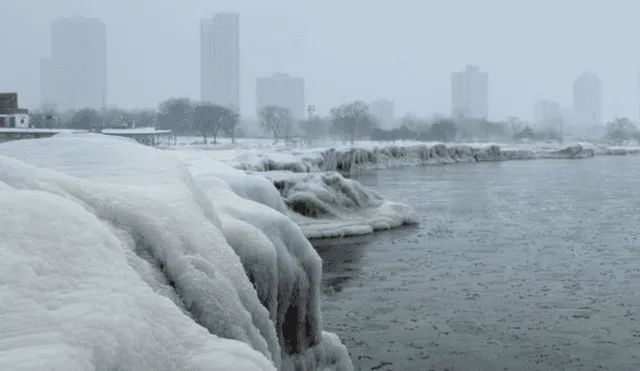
<box><xmin>234</xmin><ymin>142</ymin><xmax>598</xmax><ymax>174</ymax></box>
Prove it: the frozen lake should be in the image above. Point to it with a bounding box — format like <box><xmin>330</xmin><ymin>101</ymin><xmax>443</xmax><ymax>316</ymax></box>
<box><xmin>315</xmin><ymin>156</ymin><xmax>640</xmax><ymax>371</ymax></box>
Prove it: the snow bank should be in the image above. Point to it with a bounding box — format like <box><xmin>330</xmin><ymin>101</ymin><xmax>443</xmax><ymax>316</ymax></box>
<box><xmin>0</xmin><ymin>135</ymin><xmax>352</xmax><ymax>371</ymax></box>
<box><xmin>229</xmin><ymin>142</ymin><xmax>597</xmax><ymax>174</ymax></box>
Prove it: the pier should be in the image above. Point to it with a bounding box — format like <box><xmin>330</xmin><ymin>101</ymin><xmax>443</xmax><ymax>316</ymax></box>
<box><xmin>0</xmin><ymin>128</ymin><xmax>89</xmax><ymax>142</ymax></box>
<box><xmin>100</xmin><ymin>127</ymin><xmax>174</xmax><ymax>145</ymax></box>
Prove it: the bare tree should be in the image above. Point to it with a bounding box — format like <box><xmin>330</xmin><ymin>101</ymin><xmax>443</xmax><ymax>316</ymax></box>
<box><xmin>298</xmin><ymin>116</ymin><xmax>328</xmax><ymax>146</ymax></box>
<box><xmin>330</xmin><ymin>101</ymin><xmax>377</xmax><ymax>146</ymax></box>
<box><xmin>220</xmin><ymin>108</ymin><xmax>240</xmax><ymax>144</ymax></box>
<box><xmin>70</xmin><ymin>108</ymin><xmax>102</xmax><ymax>132</ymax></box>
<box><xmin>259</xmin><ymin>105</ymin><xmax>292</xmax><ymax>144</ymax></box>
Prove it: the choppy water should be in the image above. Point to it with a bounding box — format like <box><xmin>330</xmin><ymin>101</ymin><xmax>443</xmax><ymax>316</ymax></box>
<box><xmin>314</xmin><ymin>157</ymin><xmax>640</xmax><ymax>371</ymax></box>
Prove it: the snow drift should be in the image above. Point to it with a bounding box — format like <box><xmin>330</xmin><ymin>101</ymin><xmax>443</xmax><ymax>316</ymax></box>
<box><xmin>0</xmin><ymin>135</ymin><xmax>352</xmax><ymax>371</ymax></box>
<box><xmin>231</xmin><ymin>142</ymin><xmax>597</xmax><ymax>174</ymax></box>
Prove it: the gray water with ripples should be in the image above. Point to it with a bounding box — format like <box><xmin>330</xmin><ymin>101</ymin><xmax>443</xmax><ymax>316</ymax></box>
<box><xmin>314</xmin><ymin>156</ymin><xmax>640</xmax><ymax>371</ymax></box>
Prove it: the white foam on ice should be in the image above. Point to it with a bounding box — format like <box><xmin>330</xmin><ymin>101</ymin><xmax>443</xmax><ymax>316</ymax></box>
<box><xmin>0</xmin><ymin>134</ymin><xmax>352</xmax><ymax>371</ymax></box>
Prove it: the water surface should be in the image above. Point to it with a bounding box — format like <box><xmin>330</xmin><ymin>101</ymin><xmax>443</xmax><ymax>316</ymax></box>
<box><xmin>315</xmin><ymin>157</ymin><xmax>640</xmax><ymax>371</ymax></box>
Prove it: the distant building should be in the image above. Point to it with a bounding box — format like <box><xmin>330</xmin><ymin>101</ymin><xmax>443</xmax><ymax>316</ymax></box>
<box><xmin>370</xmin><ymin>99</ymin><xmax>395</xmax><ymax>130</ymax></box>
<box><xmin>573</xmin><ymin>72</ymin><xmax>602</xmax><ymax>126</ymax></box>
<box><xmin>533</xmin><ymin>99</ymin><xmax>562</xmax><ymax>130</ymax></box>
<box><xmin>0</xmin><ymin>93</ymin><xmax>29</xmax><ymax>128</ymax></box>
<box><xmin>451</xmin><ymin>65</ymin><xmax>488</xmax><ymax>121</ymax></box>
<box><xmin>40</xmin><ymin>17</ymin><xmax>107</xmax><ymax>111</ymax></box>
<box><xmin>256</xmin><ymin>73</ymin><xmax>305</xmax><ymax>119</ymax></box>
<box><xmin>201</xmin><ymin>13</ymin><xmax>240</xmax><ymax>112</ymax></box>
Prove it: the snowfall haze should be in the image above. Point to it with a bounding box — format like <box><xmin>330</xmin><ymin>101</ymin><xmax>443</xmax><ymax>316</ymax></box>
<box><xmin>1</xmin><ymin>0</ymin><xmax>640</xmax><ymax>120</ymax></box>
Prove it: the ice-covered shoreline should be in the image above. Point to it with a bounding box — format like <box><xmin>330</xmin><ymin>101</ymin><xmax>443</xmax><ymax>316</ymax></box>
<box><xmin>3</xmin><ymin>135</ymin><xmax>637</xmax><ymax>370</ymax></box>
<box><xmin>0</xmin><ymin>135</ymin><xmax>353</xmax><ymax>371</ymax></box>
<box><xmin>172</xmin><ymin>137</ymin><xmax>640</xmax><ymax>176</ymax></box>
<box><xmin>229</xmin><ymin>142</ymin><xmax>607</xmax><ymax>174</ymax></box>
<box><xmin>175</xmin><ymin>139</ymin><xmax>640</xmax><ymax>239</ymax></box>
<box><xmin>177</xmin><ymin>148</ymin><xmax>421</xmax><ymax>239</ymax></box>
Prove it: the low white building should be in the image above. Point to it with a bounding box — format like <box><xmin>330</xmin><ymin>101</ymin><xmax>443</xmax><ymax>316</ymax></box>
<box><xmin>0</xmin><ymin>113</ymin><xmax>30</xmax><ymax>128</ymax></box>
<box><xmin>0</xmin><ymin>93</ymin><xmax>30</xmax><ymax>128</ymax></box>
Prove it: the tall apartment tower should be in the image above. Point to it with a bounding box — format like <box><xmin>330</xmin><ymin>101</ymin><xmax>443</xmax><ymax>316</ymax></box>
<box><xmin>451</xmin><ymin>65</ymin><xmax>488</xmax><ymax>121</ymax></box>
<box><xmin>256</xmin><ymin>73</ymin><xmax>305</xmax><ymax>119</ymax></box>
<box><xmin>200</xmin><ymin>13</ymin><xmax>240</xmax><ymax>112</ymax></box>
<box><xmin>533</xmin><ymin>99</ymin><xmax>562</xmax><ymax>129</ymax></box>
<box><xmin>40</xmin><ymin>17</ymin><xmax>107</xmax><ymax>111</ymax></box>
<box><xmin>370</xmin><ymin>99</ymin><xmax>395</xmax><ymax>130</ymax></box>
<box><xmin>573</xmin><ymin>72</ymin><xmax>602</xmax><ymax>127</ymax></box>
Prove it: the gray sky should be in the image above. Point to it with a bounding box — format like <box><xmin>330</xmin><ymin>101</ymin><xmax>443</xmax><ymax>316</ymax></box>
<box><xmin>1</xmin><ymin>0</ymin><xmax>639</xmax><ymax>121</ymax></box>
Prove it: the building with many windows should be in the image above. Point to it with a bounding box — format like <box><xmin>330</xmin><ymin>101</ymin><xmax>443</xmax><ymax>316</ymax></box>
<box><xmin>370</xmin><ymin>99</ymin><xmax>395</xmax><ymax>130</ymax></box>
<box><xmin>451</xmin><ymin>65</ymin><xmax>488</xmax><ymax>121</ymax></box>
<box><xmin>200</xmin><ymin>13</ymin><xmax>240</xmax><ymax>112</ymax></box>
<box><xmin>40</xmin><ymin>17</ymin><xmax>107</xmax><ymax>111</ymax></box>
<box><xmin>256</xmin><ymin>73</ymin><xmax>305</xmax><ymax>119</ymax></box>
<box><xmin>533</xmin><ymin>99</ymin><xmax>562</xmax><ymax>130</ymax></box>
<box><xmin>573</xmin><ymin>72</ymin><xmax>602</xmax><ymax>127</ymax></box>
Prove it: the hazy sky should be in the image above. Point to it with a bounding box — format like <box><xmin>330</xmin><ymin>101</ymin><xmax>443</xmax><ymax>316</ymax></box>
<box><xmin>1</xmin><ymin>0</ymin><xmax>639</xmax><ymax>121</ymax></box>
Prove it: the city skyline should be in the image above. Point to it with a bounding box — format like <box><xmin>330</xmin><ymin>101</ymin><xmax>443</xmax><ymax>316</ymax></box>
<box><xmin>3</xmin><ymin>1</ymin><xmax>640</xmax><ymax>121</ymax></box>
<box><xmin>32</xmin><ymin>15</ymin><xmax>618</xmax><ymax>126</ymax></box>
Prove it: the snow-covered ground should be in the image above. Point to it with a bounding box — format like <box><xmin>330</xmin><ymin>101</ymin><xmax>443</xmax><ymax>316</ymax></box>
<box><xmin>0</xmin><ymin>134</ymin><xmax>352</xmax><ymax>371</ymax></box>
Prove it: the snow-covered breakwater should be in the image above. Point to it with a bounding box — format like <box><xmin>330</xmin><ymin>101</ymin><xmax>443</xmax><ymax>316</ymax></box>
<box><xmin>0</xmin><ymin>135</ymin><xmax>353</xmax><ymax>371</ymax></box>
<box><xmin>178</xmin><ymin>142</ymin><xmax>603</xmax><ymax>239</ymax></box>
<box><xmin>233</xmin><ymin>142</ymin><xmax>597</xmax><ymax>174</ymax></box>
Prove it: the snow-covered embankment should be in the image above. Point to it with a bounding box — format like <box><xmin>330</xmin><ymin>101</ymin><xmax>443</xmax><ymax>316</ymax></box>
<box><xmin>0</xmin><ymin>135</ymin><xmax>352</xmax><ymax>371</ymax></box>
<box><xmin>231</xmin><ymin>142</ymin><xmax>597</xmax><ymax>174</ymax></box>
<box><xmin>191</xmin><ymin>142</ymin><xmax>598</xmax><ymax>238</ymax></box>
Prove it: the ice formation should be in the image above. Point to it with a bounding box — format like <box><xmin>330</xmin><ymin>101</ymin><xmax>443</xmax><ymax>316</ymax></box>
<box><xmin>176</xmin><ymin>150</ymin><xmax>419</xmax><ymax>239</ymax></box>
<box><xmin>0</xmin><ymin>135</ymin><xmax>352</xmax><ymax>371</ymax></box>
<box><xmin>176</xmin><ymin>142</ymin><xmax>601</xmax><ymax>238</ymax></box>
<box><xmin>259</xmin><ymin>171</ymin><xmax>419</xmax><ymax>238</ymax></box>
<box><xmin>230</xmin><ymin>142</ymin><xmax>598</xmax><ymax>174</ymax></box>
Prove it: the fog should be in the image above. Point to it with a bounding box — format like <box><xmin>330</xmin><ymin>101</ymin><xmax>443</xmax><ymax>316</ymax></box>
<box><xmin>1</xmin><ymin>0</ymin><xmax>640</xmax><ymax>121</ymax></box>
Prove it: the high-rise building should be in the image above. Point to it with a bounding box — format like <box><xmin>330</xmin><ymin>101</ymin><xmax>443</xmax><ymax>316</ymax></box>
<box><xmin>256</xmin><ymin>73</ymin><xmax>305</xmax><ymax>119</ymax></box>
<box><xmin>370</xmin><ymin>99</ymin><xmax>395</xmax><ymax>130</ymax></box>
<box><xmin>573</xmin><ymin>72</ymin><xmax>602</xmax><ymax>126</ymax></box>
<box><xmin>533</xmin><ymin>99</ymin><xmax>562</xmax><ymax>129</ymax></box>
<box><xmin>201</xmin><ymin>13</ymin><xmax>240</xmax><ymax>112</ymax></box>
<box><xmin>451</xmin><ymin>65</ymin><xmax>488</xmax><ymax>121</ymax></box>
<box><xmin>40</xmin><ymin>17</ymin><xmax>107</xmax><ymax>110</ymax></box>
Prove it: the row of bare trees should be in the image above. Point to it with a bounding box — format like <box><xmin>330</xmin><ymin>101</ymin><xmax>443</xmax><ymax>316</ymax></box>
<box><xmin>29</xmin><ymin>98</ymin><xmax>241</xmax><ymax>144</ymax></box>
<box><xmin>29</xmin><ymin>99</ymin><xmax>384</xmax><ymax>146</ymax></box>
<box><xmin>260</xmin><ymin>101</ymin><xmax>379</xmax><ymax>146</ymax></box>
